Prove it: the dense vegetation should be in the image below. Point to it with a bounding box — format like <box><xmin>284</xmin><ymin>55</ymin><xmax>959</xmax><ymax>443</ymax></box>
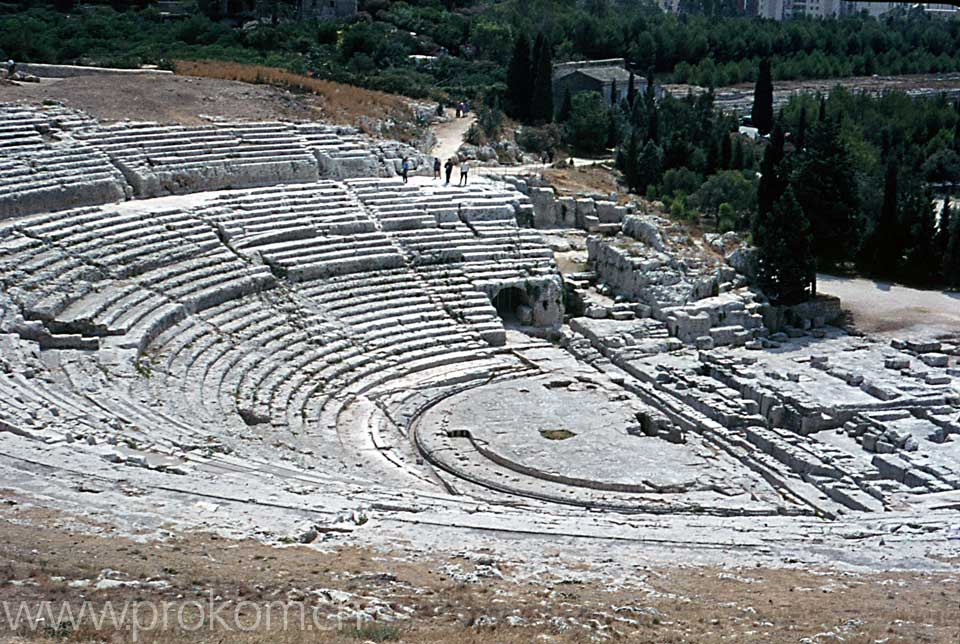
<box><xmin>590</xmin><ymin>70</ymin><xmax>960</xmax><ymax>298</ymax></box>
<box><xmin>1</xmin><ymin>0</ymin><xmax>958</xmax><ymax>294</ymax></box>
<box><xmin>7</xmin><ymin>0</ymin><xmax>960</xmax><ymax>99</ymax></box>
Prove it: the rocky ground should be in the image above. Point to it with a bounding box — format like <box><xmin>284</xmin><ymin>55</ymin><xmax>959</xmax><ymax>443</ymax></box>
<box><xmin>0</xmin><ymin>74</ymin><xmax>323</xmax><ymax>125</ymax></box>
<box><xmin>1</xmin><ymin>497</ymin><xmax>957</xmax><ymax>644</ymax></box>
<box><xmin>0</xmin><ymin>70</ymin><xmax>432</xmax><ymax>147</ymax></box>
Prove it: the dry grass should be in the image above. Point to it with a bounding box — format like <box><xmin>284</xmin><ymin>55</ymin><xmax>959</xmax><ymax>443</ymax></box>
<box><xmin>0</xmin><ymin>497</ymin><xmax>957</xmax><ymax>644</ymax></box>
<box><xmin>543</xmin><ymin>165</ymin><xmax>626</xmax><ymax>202</ymax></box>
<box><xmin>173</xmin><ymin>60</ymin><xmax>411</xmax><ymax>133</ymax></box>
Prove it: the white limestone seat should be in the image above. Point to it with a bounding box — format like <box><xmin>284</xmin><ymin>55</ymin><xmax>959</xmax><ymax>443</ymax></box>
<box><xmin>0</xmin><ymin>140</ymin><xmax>128</xmax><ymax>217</ymax></box>
<box><xmin>75</xmin><ymin>122</ymin><xmax>320</xmax><ymax>197</ymax></box>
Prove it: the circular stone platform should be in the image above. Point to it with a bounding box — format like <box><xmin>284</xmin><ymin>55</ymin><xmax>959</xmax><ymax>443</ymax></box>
<box><xmin>420</xmin><ymin>374</ymin><xmax>715</xmax><ymax>491</ymax></box>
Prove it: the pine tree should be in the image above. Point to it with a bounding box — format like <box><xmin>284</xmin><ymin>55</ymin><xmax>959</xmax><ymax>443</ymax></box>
<box><xmin>755</xmin><ymin>187</ymin><xmax>816</xmax><ymax>304</ymax></box>
<box><xmin>752</xmin><ymin>58</ymin><xmax>774</xmax><ymax>136</ymax></box>
<box><xmin>794</xmin><ymin>115</ymin><xmax>860</xmax><ymax>269</ymax></box>
<box><xmin>530</xmin><ymin>34</ymin><xmax>554</xmax><ymax>123</ymax></box>
<box><xmin>506</xmin><ymin>34</ymin><xmax>533</xmax><ymax>121</ymax></box>
<box><xmin>627</xmin><ymin>71</ymin><xmax>637</xmax><ymax>108</ymax></box>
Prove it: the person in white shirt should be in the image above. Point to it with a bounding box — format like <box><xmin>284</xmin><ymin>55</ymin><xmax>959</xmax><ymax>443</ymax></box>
<box><xmin>459</xmin><ymin>160</ymin><xmax>470</xmax><ymax>186</ymax></box>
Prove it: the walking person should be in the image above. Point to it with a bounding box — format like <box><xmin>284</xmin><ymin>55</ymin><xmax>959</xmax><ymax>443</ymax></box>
<box><xmin>401</xmin><ymin>157</ymin><xmax>410</xmax><ymax>184</ymax></box>
<box><xmin>444</xmin><ymin>158</ymin><xmax>454</xmax><ymax>186</ymax></box>
<box><xmin>433</xmin><ymin>157</ymin><xmax>442</xmax><ymax>180</ymax></box>
<box><xmin>459</xmin><ymin>160</ymin><xmax>470</xmax><ymax>186</ymax></box>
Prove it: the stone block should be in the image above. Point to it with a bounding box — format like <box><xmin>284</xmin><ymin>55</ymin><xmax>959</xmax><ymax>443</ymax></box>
<box><xmin>861</xmin><ymin>381</ymin><xmax>900</xmax><ymax>401</ymax></box>
<box><xmin>906</xmin><ymin>340</ymin><xmax>941</xmax><ymax>354</ymax></box>
<box><xmin>885</xmin><ymin>357</ymin><xmax>910</xmax><ymax>370</ymax></box>
<box><xmin>919</xmin><ymin>353</ymin><xmax>949</xmax><ymax>368</ymax></box>
<box><xmin>695</xmin><ymin>336</ymin><xmax>714</xmax><ymax>350</ymax></box>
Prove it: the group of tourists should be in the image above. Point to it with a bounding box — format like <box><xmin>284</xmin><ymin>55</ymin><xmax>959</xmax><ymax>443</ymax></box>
<box><xmin>401</xmin><ymin>157</ymin><xmax>471</xmax><ymax>186</ymax></box>
<box><xmin>454</xmin><ymin>101</ymin><xmax>470</xmax><ymax>119</ymax></box>
<box><xmin>437</xmin><ymin>157</ymin><xmax>469</xmax><ymax>186</ymax></box>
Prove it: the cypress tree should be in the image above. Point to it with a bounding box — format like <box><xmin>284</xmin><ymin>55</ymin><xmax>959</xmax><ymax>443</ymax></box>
<box><xmin>623</xmin><ymin>129</ymin><xmax>640</xmax><ymax>193</ymax></box>
<box><xmin>706</xmin><ymin>136</ymin><xmax>720</xmax><ymax>176</ymax></box>
<box><xmin>946</xmin><ymin>209</ymin><xmax>960</xmax><ymax>288</ymax></box>
<box><xmin>606</xmin><ymin>111</ymin><xmax>618</xmax><ymax>149</ymax></box>
<box><xmin>557</xmin><ymin>87</ymin><xmax>573</xmax><ymax>123</ymax></box>
<box><xmin>795</xmin><ymin>105</ymin><xmax>807</xmax><ymax>151</ymax></box>
<box><xmin>953</xmin><ymin>98</ymin><xmax>960</xmax><ymax>152</ymax></box>
<box><xmin>530</xmin><ymin>35</ymin><xmax>554</xmax><ymax>123</ymax></box>
<box><xmin>610</xmin><ymin>79</ymin><xmax>618</xmax><ymax>106</ymax></box>
<box><xmin>506</xmin><ymin>34</ymin><xmax>533</xmax><ymax>121</ymax></box>
<box><xmin>938</xmin><ymin>195</ymin><xmax>952</xmax><ymax>262</ymax></box>
<box><xmin>720</xmin><ymin>132</ymin><xmax>732</xmax><ymax>170</ymax></box>
<box><xmin>731</xmin><ymin>136</ymin><xmax>744</xmax><ymax>170</ymax></box>
<box><xmin>645</xmin><ymin>67</ymin><xmax>655</xmax><ymax>104</ymax></box>
<box><xmin>636</xmin><ymin>140</ymin><xmax>663</xmax><ymax>195</ymax></box>
<box><xmin>531</xmin><ymin>33</ymin><xmax>544</xmax><ymax>82</ymax></box>
<box><xmin>794</xmin><ymin>115</ymin><xmax>860</xmax><ymax>269</ymax></box>
<box><xmin>752</xmin><ymin>58</ymin><xmax>774</xmax><ymax>136</ymax></box>
<box><xmin>755</xmin><ymin>187</ymin><xmax>816</xmax><ymax>304</ymax></box>
<box><xmin>627</xmin><ymin>71</ymin><xmax>637</xmax><ymax>107</ymax></box>
<box><xmin>646</xmin><ymin>103</ymin><xmax>659</xmax><ymax>144</ymax></box>
<box><xmin>902</xmin><ymin>182</ymin><xmax>939</xmax><ymax>286</ymax></box>
<box><xmin>755</xmin><ymin>130</ymin><xmax>786</xmax><ymax>235</ymax></box>
<box><xmin>863</xmin><ymin>157</ymin><xmax>902</xmax><ymax>277</ymax></box>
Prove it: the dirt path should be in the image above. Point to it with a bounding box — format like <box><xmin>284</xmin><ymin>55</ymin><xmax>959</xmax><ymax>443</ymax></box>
<box><xmin>818</xmin><ymin>274</ymin><xmax>960</xmax><ymax>338</ymax></box>
<box><xmin>430</xmin><ymin>109</ymin><xmax>475</xmax><ymax>162</ymax></box>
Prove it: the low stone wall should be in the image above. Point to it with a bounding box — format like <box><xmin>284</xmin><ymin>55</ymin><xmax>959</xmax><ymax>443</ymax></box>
<box><xmin>17</xmin><ymin>63</ymin><xmax>173</xmax><ymax>78</ymax></box>
<box><xmin>499</xmin><ymin>175</ymin><xmax>627</xmax><ymax>233</ymax></box>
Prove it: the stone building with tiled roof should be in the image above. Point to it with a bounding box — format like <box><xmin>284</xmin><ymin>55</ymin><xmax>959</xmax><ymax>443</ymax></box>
<box><xmin>553</xmin><ymin>58</ymin><xmax>662</xmax><ymax>107</ymax></box>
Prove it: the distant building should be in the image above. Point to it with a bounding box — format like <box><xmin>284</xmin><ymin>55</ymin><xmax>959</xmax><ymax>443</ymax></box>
<box><xmin>299</xmin><ymin>0</ymin><xmax>357</xmax><ymax>20</ymax></box>
<box><xmin>553</xmin><ymin>59</ymin><xmax>662</xmax><ymax>108</ymax></box>
<box><xmin>841</xmin><ymin>1</ymin><xmax>959</xmax><ymax>17</ymax></box>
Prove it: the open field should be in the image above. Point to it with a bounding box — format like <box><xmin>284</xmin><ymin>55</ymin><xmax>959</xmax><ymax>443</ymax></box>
<box><xmin>0</xmin><ymin>63</ymin><xmax>423</xmax><ymax>141</ymax></box>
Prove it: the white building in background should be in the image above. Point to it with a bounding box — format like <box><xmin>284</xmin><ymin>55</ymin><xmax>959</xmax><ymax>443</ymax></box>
<box><xmin>758</xmin><ymin>0</ymin><xmax>787</xmax><ymax>19</ymax></box>
<box><xmin>662</xmin><ymin>0</ymin><xmax>959</xmax><ymax>18</ymax></box>
<box><xmin>788</xmin><ymin>0</ymin><xmax>843</xmax><ymax>17</ymax></box>
<box><xmin>841</xmin><ymin>1</ymin><xmax>959</xmax><ymax>16</ymax></box>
